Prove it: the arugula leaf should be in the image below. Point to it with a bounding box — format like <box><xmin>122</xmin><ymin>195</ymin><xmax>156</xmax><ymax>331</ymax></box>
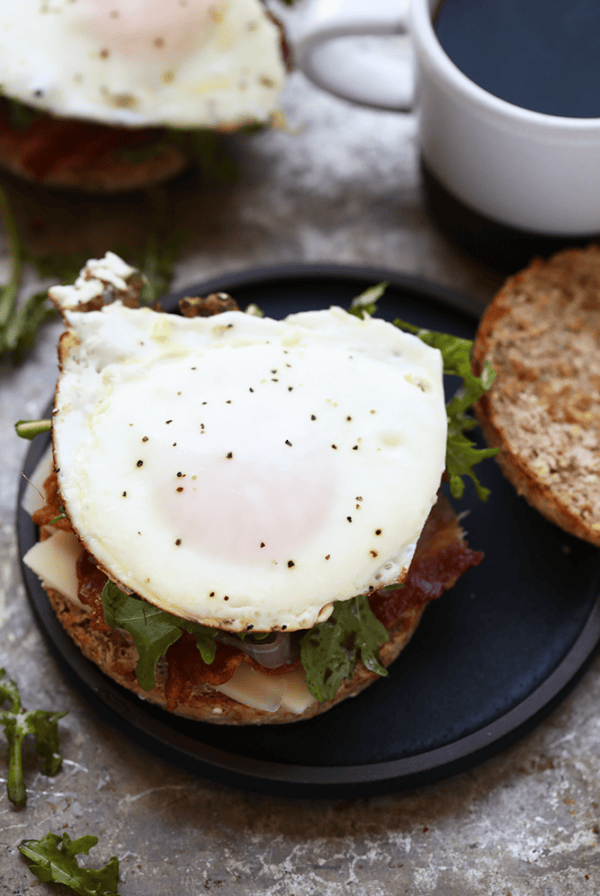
<box><xmin>6</xmin><ymin>96</ymin><xmax>43</xmax><ymax>130</ymax></box>
<box><xmin>300</xmin><ymin>596</ymin><xmax>389</xmax><ymax>702</ymax></box>
<box><xmin>49</xmin><ymin>505</ymin><xmax>67</xmax><ymax>525</ymax></box>
<box><xmin>19</xmin><ymin>831</ymin><xmax>122</xmax><ymax>896</ymax></box>
<box><xmin>101</xmin><ymin>581</ymin><xmax>217</xmax><ymax>691</ymax></box>
<box><xmin>0</xmin><ymin>669</ymin><xmax>67</xmax><ymax>807</ymax></box>
<box><xmin>0</xmin><ymin>187</ymin><xmax>24</xmax><ymax>334</ymax></box>
<box><xmin>15</xmin><ymin>418</ymin><xmax>52</xmax><ymax>439</ymax></box>
<box><xmin>348</xmin><ymin>281</ymin><xmax>387</xmax><ymax>319</ymax></box>
<box><xmin>0</xmin><ymin>187</ymin><xmax>60</xmax><ymax>361</ymax></box>
<box><xmin>394</xmin><ymin>318</ymin><xmax>498</xmax><ymax>500</ymax></box>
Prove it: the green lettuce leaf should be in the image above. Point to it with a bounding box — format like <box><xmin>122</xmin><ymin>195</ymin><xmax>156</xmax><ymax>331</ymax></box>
<box><xmin>300</xmin><ymin>595</ymin><xmax>389</xmax><ymax>702</ymax></box>
<box><xmin>101</xmin><ymin>582</ymin><xmax>217</xmax><ymax>691</ymax></box>
<box><xmin>394</xmin><ymin>319</ymin><xmax>498</xmax><ymax>500</ymax></box>
<box><xmin>0</xmin><ymin>669</ymin><xmax>67</xmax><ymax>807</ymax></box>
<box><xmin>19</xmin><ymin>831</ymin><xmax>122</xmax><ymax>896</ymax></box>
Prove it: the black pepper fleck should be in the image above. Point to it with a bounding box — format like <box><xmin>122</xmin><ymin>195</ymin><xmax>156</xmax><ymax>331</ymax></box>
<box><xmin>122</xmin><ymin>491</ymin><xmax>127</xmax><ymax>497</ymax></box>
<box><xmin>285</xmin><ymin>439</ymin><xmax>292</xmax><ymax>446</ymax></box>
<box><xmin>142</xmin><ymin>436</ymin><xmax>149</xmax><ymax>442</ymax></box>
<box><xmin>226</xmin><ymin>452</ymin><xmax>233</xmax><ymax>459</ymax></box>
<box><xmin>165</xmin><ymin>420</ymin><xmax>172</xmax><ymax>424</ymax></box>
<box><xmin>175</xmin><ymin>538</ymin><xmax>182</xmax><ymax>545</ymax></box>
<box><xmin>375</xmin><ymin>529</ymin><xmax>382</xmax><ymax>535</ymax></box>
<box><xmin>352</xmin><ymin>445</ymin><xmax>359</xmax><ymax>450</ymax></box>
<box><xmin>176</xmin><ymin>487</ymin><xmax>184</xmax><ymax>493</ymax></box>
<box><xmin>331</xmin><ymin>444</ymin><xmax>338</xmax><ymax>450</ymax></box>
<box><xmin>224</xmin><ymin>595</ymin><xmax>230</xmax><ymax>601</ymax></box>
<box><xmin>347</xmin><ymin>516</ymin><xmax>352</xmax><ymax>522</ymax></box>
<box><xmin>287</xmin><ymin>560</ymin><xmax>295</xmax><ymax>568</ymax></box>
<box><xmin>260</xmin><ymin>542</ymin><xmax>265</xmax><ymax>548</ymax></box>
<box><xmin>311</xmin><ymin>415</ymin><xmax>317</xmax><ymax>421</ymax></box>
<box><xmin>136</xmin><ymin>460</ymin><xmax>143</xmax><ymax>467</ymax></box>
<box><xmin>177</xmin><ymin>471</ymin><xmax>184</xmax><ymax>477</ymax></box>
<box><xmin>370</xmin><ymin>550</ymin><xmax>378</xmax><ymax>558</ymax></box>
<box><xmin>325</xmin><ymin>554</ymin><xmax>330</xmax><ymax>560</ymax></box>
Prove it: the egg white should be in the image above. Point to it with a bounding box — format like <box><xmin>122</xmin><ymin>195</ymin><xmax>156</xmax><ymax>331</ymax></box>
<box><xmin>0</xmin><ymin>0</ymin><xmax>286</xmax><ymax>128</ymax></box>
<box><xmin>50</xmin><ymin>291</ymin><xmax>447</xmax><ymax>632</ymax></box>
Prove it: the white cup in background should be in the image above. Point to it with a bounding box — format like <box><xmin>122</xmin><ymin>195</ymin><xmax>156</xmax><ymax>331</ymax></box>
<box><xmin>294</xmin><ymin>0</ymin><xmax>600</xmax><ymax>237</ymax></box>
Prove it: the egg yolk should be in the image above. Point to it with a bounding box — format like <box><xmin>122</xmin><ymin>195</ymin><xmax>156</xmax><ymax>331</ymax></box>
<box><xmin>151</xmin><ymin>406</ymin><xmax>337</xmax><ymax>566</ymax></box>
<box><xmin>75</xmin><ymin>0</ymin><xmax>224</xmax><ymax>60</ymax></box>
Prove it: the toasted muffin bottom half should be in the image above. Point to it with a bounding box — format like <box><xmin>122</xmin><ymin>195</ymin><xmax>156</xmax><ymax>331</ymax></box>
<box><xmin>31</xmin><ymin>488</ymin><xmax>482</xmax><ymax>724</ymax></box>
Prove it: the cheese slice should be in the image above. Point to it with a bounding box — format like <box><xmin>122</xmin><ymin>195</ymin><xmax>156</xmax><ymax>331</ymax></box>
<box><xmin>23</xmin><ymin>529</ymin><xmax>88</xmax><ymax>610</ymax></box>
<box><xmin>215</xmin><ymin>663</ymin><xmax>313</xmax><ymax>714</ymax></box>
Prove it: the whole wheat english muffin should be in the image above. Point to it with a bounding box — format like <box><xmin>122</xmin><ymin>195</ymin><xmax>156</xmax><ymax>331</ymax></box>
<box><xmin>472</xmin><ymin>245</ymin><xmax>600</xmax><ymax>547</ymax></box>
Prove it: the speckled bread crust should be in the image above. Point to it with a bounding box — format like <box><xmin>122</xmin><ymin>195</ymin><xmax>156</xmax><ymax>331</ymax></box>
<box><xmin>43</xmin><ymin>585</ymin><xmax>426</xmax><ymax>725</ymax></box>
<box><xmin>473</xmin><ymin>245</ymin><xmax>600</xmax><ymax>547</ymax></box>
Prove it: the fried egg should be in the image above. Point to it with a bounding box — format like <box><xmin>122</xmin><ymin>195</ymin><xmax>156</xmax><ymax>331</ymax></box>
<box><xmin>48</xmin><ymin>255</ymin><xmax>447</xmax><ymax>632</ymax></box>
<box><xmin>0</xmin><ymin>0</ymin><xmax>286</xmax><ymax>128</ymax></box>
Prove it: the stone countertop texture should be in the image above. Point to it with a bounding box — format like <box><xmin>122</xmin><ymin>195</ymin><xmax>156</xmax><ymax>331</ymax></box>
<box><xmin>1</xmin><ymin>19</ymin><xmax>599</xmax><ymax>896</ymax></box>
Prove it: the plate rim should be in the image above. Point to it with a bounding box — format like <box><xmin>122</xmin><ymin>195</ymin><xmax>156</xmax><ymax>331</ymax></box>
<box><xmin>165</xmin><ymin>261</ymin><xmax>486</xmax><ymax>320</ymax></box>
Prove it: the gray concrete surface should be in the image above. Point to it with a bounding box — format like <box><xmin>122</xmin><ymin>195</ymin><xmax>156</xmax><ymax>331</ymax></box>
<box><xmin>1</xmin><ymin>25</ymin><xmax>599</xmax><ymax>895</ymax></box>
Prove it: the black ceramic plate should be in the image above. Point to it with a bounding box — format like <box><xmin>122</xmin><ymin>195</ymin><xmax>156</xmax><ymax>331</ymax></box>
<box><xmin>17</xmin><ymin>264</ymin><xmax>600</xmax><ymax>800</ymax></box>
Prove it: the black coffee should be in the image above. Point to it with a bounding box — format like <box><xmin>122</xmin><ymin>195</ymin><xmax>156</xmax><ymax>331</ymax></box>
<box><xmin>434</xmin><ymin>0</ymin><xmax>600</xmax><ymax>118</ymax></box>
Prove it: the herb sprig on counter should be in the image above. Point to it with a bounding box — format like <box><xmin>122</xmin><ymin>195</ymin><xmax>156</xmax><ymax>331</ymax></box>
<box><xmin>0</xmin><ymin>188</ymin><xmax>58</xmax><ymax>361</ymax></box>
<box><xmin>0</xmin><ymin>668</ymin><xmax>67</xmax><ymax>806</ymax></box>
<box><xmin>19</xmin><ymin>831</ymin><xmax>123</xmax><ymax>896</ymax></box>
<box><xmin>0</xmin><ymin>184</ymin><xmax>187</xmax><ymax>362</ymax></box>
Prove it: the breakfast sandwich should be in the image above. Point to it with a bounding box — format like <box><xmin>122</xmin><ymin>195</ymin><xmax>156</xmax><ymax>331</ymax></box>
<box><xmin>19</xmin><ymin>253</ymin><xmax>493</xmax><ymax>723</ymax></box>
<box><xmin>0</xmin><ymin>0</ymin><xmax>288</xmax><ymax>191</ymax></box>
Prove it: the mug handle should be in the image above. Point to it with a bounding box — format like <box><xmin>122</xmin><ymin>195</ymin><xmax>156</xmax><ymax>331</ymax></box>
<box><xmin>294</xmin><ymin>0</ymin><xmax>413</xmax><ymax>111</ymax></box>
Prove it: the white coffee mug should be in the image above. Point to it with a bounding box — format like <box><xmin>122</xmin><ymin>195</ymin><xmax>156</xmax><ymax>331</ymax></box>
<box><xmin>294</xmin><ymin>0</ymin><xmax>600</xmax><ymax>236</ymax></box>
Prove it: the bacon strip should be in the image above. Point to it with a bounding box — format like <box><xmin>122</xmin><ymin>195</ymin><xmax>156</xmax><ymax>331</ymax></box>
<box><xmin>369</xmin><ymin>494</ymin><xmax>483</xmax><ymax>628</ymax></box>
<box><xmin>164</xmin><ymin>634</ymin><xmax>244</xmax><ymax>713</ymax></box>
